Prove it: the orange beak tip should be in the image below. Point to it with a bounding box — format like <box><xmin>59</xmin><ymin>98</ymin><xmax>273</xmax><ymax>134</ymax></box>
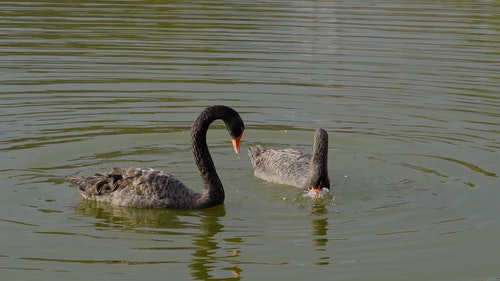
<box><xmin>232</xmin><ymin>135</ymin><xmax>242</xmax><ymax>154</ymax></box>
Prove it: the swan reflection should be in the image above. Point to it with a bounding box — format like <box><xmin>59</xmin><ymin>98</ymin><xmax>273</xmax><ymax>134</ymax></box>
<box><xmin>310</xmin><ymin>202</ymin><xmax>330</xmax><ymax>266</ymax></box>
<box><xmin>73</xmin><ymin>200</ymin><xmax>242</xmax><ymax>279</ymax></box>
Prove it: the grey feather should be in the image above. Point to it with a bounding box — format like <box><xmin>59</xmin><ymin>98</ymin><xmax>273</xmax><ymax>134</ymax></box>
<box><xmin>248</xmin><ymin>128</ymin><xmax>330</xmax><ymax>190</ymax></box>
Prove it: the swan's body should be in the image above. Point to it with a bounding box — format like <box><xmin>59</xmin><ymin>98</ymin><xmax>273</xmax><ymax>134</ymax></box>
<box><xmin>66</xmin><ymin>105</ymin><xmax>245</xmax><ymax>209</ymax></box>
<box><xmin>247</xmin><ymin>128</ymin><xmax>330</xmax><ymax>196</ymax></box>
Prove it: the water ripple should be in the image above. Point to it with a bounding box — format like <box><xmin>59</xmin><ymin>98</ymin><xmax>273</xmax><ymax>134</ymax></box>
<box><xmin>1</xmin><ymin>1</ymin><xmax>499</xmax><ymax>280</ymax></box>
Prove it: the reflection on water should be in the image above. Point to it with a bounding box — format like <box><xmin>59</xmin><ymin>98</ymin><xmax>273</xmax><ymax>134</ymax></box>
<box><xmin>70</xmin><ymin>197</ymin><xmax>334</xmax><ymax>276</ymax></box>
<box><xmin>73</xmin><ymin>200</ymin><xmax>204</xmax><ymax>232</ymax></box>
<box><xmin>310</xmin><ymin>202</ymin><xmax>330</xmax><ymax>266</ymax></box>
<box><xmin>190</xmin><ymin>212</ymin><xmax>242</xmax><ymax>280</ymax></box>
<box><xmin>74</xmin><ymin>200</ymin><xmax>241</xmax><ymax>279</ymax></box>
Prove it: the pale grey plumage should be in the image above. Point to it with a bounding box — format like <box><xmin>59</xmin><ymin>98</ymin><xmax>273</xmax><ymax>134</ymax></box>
<box><xmin>247</xmin><ymin>128</ymin><xmax>330</xmax><ymax>191</ymax></box>
<box><xmin>66</xmin><ymin>105</ymin><xmax>245</xmax><ymax>209</ymax></box>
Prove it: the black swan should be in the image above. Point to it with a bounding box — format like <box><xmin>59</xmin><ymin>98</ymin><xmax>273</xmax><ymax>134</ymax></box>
<box><xmin>66</xmin><ymin>105</ymin><xmax>245</xmax><ymax>209</ymax></box>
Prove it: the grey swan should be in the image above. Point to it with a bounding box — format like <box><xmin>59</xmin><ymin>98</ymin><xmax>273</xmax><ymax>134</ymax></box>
<box><xmin>247</xmin><ymin>128</ymin><xmax>330</xmax><ymax>197</ymax></box>
<box><xmin>66</xmin><ymin>105</ymin><xmax>245</xmax><ymax>209</ymax></box>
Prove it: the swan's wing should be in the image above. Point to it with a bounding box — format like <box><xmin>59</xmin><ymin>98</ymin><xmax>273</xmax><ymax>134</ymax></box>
<box><xmin>66</xmin><ymin>167</ymin><xmax>197</xmax><ymax>208</ymax></box>
<box><xmin>247</xmin><ymin>145</ymin><xmax>310</xmax><ymax>188</ymax></box>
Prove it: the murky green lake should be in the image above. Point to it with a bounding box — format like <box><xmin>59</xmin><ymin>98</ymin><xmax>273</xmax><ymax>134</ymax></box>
<box><xmin>1</xmin><ymin>1</ymin><xmax>499</xmax><ymax>280</ymax></box>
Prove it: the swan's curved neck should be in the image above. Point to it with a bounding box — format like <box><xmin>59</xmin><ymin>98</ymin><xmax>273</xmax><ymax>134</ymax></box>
<box><xmin>190</xmin><ymin>109</ymin><xmax>225</xmax><ymax>206</ymax></box>
<box><xmin>308</xmin><ymin>129</ymin><xmax>329</xmax><ymax>185</ymax></box>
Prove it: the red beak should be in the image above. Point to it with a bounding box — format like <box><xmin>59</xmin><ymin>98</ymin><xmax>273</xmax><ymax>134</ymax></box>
<box><xmin>231</xmin><ymin>131</ymin><xmax>243</xmax><ymax>154</ymax></box>
<box><xmin>310</xmin><ymin>185</ymin><xmax>322</xmax><ymax>198</ymax></box>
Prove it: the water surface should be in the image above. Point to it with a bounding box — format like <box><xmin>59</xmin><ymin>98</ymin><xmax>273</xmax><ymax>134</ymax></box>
<box><xmin>1</xmin><ymin>1</ymin><xmax>499</xmax><ymax>280</ymax></box>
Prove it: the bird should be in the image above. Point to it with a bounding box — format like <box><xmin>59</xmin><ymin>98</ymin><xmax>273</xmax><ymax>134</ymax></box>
<box><xmin>66</xmin><ymin>105</ymin><xmax>245</xmax><ymax>209</ymax></box>
<box><xmin>247</xmin><ymin>128</ymin><xmax>330</xmax><ymax>198</ymax></box>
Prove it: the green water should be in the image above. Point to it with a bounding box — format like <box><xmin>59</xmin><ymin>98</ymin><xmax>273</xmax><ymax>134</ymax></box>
<box><xmin>1</xmin><ymin>1</ymin><xmax>499</xmax><ymax>280</ymax></box>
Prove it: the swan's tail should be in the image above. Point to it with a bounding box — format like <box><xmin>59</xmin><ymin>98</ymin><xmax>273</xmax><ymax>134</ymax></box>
<box><xmin>66</xmin><ymin>168</ymin><xmax>124</xmax><ymax>199</ymax></box>
<box><xmin>66</xmin><ymin>175</ymin><xmax>101</xmax><ymax>199</ymax></box>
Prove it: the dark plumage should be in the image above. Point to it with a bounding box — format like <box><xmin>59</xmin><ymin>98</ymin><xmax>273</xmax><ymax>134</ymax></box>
<box><xmin>66</xmin><ymin>105</ymin><xmax>245</xmax><ymax>209</ymax></box>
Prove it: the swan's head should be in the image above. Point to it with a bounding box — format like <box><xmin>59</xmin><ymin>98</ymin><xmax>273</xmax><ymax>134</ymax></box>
<box><xmin>221</xmin><ymin>106</ymin><xmax>245</xmax><ymax>154</ymax></box>
<box><xmin>193</xmin><ymin>105</ymin><xmax>245</xmax><ymax>154</ymax></box>
<box><xmin>308</xmin><ymin>178</ymin><xmax>330</xmax><ymax>198</ymax></box>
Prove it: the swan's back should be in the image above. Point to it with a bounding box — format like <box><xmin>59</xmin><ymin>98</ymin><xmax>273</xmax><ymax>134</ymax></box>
<box><xmin>66</xmin><ymin>167</ymin><xmax>199</xmax><ymax>208</ymax></box>
<box><xmin>248</xmin><ymin>145</ymin><xmax>310</xmax><ymax>188</ymax></box>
